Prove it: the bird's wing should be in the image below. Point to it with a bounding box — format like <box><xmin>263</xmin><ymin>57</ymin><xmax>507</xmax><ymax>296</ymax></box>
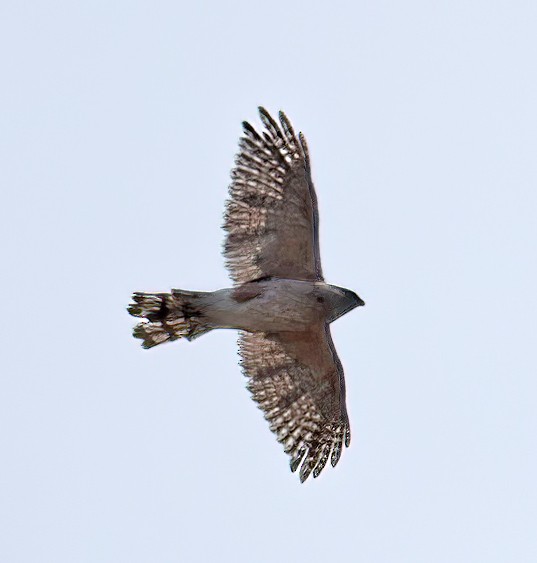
<box><xmin>239</xmin><ymin>324</ymin><xmax>350</xmax><ymax>482</ymax></box>
<box><xmin>223</xmin><ymin>107</ymin><xmax>323</xmax><ymax>285</ymax></box>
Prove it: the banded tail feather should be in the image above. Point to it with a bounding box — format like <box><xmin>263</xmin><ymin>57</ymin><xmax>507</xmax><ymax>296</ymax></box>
<box><xmin>127</xmin><ymin>290</ymin><xmax>212</xmax><ymax>348</ymax></box>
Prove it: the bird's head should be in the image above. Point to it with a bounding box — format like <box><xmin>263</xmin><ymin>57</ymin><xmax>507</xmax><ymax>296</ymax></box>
<box><xmin>323</xmin><ymin>285</ymin><xmax>365</xmax><ymax>322</ymax></box>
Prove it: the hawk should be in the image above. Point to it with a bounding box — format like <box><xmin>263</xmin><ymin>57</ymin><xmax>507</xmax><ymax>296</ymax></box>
<box><xmin>128</xmin><ymin>108</ymin><xmax>364</xmax><ymax>482</ymax></box>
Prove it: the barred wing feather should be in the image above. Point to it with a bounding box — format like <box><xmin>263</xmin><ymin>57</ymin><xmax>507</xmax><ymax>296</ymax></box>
<box><xmin>223</xmin><ymin>107</ymin><xmax>323</xmax><ymax>284</ymax></box>
<box><xmin>239</xmin><ymin>326</ymin><xmax>350</xmax><ymax>482</ymax></box>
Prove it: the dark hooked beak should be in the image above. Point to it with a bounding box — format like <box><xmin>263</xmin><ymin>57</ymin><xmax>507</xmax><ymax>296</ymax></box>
<box><xmin>344</xmin><ymin>288</ymin><xmax>365</xmax><ymax>308</ymax></box>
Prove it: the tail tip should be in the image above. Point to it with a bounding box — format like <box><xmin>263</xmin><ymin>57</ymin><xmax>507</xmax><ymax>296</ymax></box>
<box><xmin>127</xmin><ymin>290</ymin><xmax>211</xmax><ymax>348</ymax></box>
<box><xmin>127</xmin><ymin>303</ymin><xmax>142</xmax><ymax>317</ymax></box>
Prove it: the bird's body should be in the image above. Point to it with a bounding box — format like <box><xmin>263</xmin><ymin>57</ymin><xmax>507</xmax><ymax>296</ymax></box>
<box><xmin>175</xmin><ymin>280</ymin><xmax>360</xmax><ymax>332</ymax></box>
<box><xmin>128</xmin><ymin>108</ymin><xmax>364</xmax><ymax>482</ymax></box>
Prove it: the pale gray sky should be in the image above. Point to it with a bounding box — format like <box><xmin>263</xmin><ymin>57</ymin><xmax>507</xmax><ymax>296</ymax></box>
<box><xmin>1</xmin><ymin>1</ymin><xmax>536</xmax><ymax>562</ymax></box>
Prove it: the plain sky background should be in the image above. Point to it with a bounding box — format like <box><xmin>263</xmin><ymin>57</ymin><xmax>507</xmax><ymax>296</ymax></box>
<box><xmin>1</xmin><ymin>1</ymin><xmax>536</xmax><ymax>562</ymax></box>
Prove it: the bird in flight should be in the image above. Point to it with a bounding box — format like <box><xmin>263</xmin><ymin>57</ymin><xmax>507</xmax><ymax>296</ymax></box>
<box><xmin>128</xmin><ymin>108</ymin><xmax>364</xmax><ymax>482</ymax></box>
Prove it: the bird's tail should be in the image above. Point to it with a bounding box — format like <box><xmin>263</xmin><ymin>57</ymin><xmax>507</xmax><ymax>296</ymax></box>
<box><xmin>127</xmin><ymin>290</ymin><xmax>213</xmax><ymax>349</ymax></box>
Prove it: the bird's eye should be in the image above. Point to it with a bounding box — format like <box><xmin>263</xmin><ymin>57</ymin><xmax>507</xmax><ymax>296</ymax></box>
<box><xmin>316</xmin><ymin>296</ymin><xmax>324</xmax><ymax>303</ymax></box>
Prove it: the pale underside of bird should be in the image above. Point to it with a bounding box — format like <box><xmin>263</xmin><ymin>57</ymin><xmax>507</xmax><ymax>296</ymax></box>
<box><xmin>128</xmin><ymin>108</ymin><xmax>364</xmax><ymax>482</ymax></box>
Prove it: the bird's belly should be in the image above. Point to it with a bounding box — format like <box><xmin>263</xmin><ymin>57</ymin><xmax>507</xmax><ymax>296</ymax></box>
<box><xmin>201</xmin><ymin>283</ymin><xmax>321</xmax><ymax>333</ymax></box>
<box><xmin>232</xmin><ymin>292</ymin><xmax>319</xmax><ymax>332</ymax></box>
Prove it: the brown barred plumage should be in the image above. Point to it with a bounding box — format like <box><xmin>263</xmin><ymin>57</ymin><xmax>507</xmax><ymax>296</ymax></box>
<box><xmin>240</xmin><ymin>329</ymin><xmax>351</xmax><ymax>482</ymax></box>
<box><xmin>128</xmin><ymin>291</ymin><xmax>212</xmax><ymax>348</ymax></box>
<box><xmin>223</xmin><ymin>107</ymin><xmax>323</xmax><ymax>285</ymax></box>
